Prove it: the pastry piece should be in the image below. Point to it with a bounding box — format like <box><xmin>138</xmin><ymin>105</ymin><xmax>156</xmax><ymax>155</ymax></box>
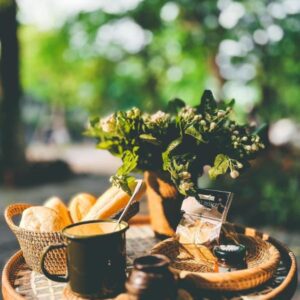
<box><xmin>19</xmin><ymin>206</ymin><xmax>66</xmax><ymax>232</ymax></box>
<box><xmin>69</xmin><ymin>193</ymin><xmax>96</xmax><ymax>223</ymax></box>
<box><xmin>176</xmin><ymin>242</ymin><xmax>194</xmax><ymax>261</ymax></box>
<box><xmin>83</xmin><ymin>181</ymin><xmax>145</xmax><ymax>221</ymax></box>
<box><xmin>178</xmin><ymin>244</ymin><xmax>218</xmax><ymax>271</ymax></box>
<box><xmin>44</xmin><ymin>196</ymin><xmax>72</xmax><ymax>226</ymax></box>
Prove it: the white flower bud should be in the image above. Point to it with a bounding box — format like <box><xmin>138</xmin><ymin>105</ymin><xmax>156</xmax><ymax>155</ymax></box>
<box><xmin>244</xmin><ymin>145</ymin><xmax>251</xmax><ymax>151</ymax></box>
<box><xmin>210</xmin><ymin>122</ymin><xmax>217</xmax><ymax>130</ymax></box>
<box><xmin>241</xmin><ymin>136</ymin><xmax>248</xmax><ymax>141</ymax></box>
<box><xmin>100</xmin><ymin>114</ymin><xmax>116</xmax><ymax>133</ymax></box>
<box><xmin>194</xmin><ymin>115</ymin><xmax>202</xmax><ymax>122</ymax></box>
<box><xmin>200</xmin><ymin>120</ymin><xmax>206</xmax><ymax>126</ymax></box>
<box><xmin>132</xmin><ymin>107</ymin><xmax>141</xmax><ymax>117</ymax></box>
<box><xmin>251</xmin><ymin>144</ymin><xmax>258</xmax><ymax>151</ymax></box>
<box><xmin>150</xmin><ymin>111</ymin><xmax>170</xmax><ymax>124</ymax></box>
<box><xmin>217</xmin><ymin>110</ymin><xmax>225</xmax><ymax>117</ymax></box>
<box><xmin>180</xmin><ymin>171</ymin><xmax>191</xmax><ymax>179</ymax></box>
<box><xmin>230</xmin><ymin>170</ymin><xmax>239</xmax><ymax>179</ymax></box>
<box><xmin>233</xmin><ymin>130</ymin><xmax>239</xmax><ymax>135</ymax></box>
<box><xmin>231</xmin><ymin>135</ymin><xmax>236</xmax><ymax>140</ymax></box>
<box><xmin>180</xmin><ymin>181</ymin><xmax>194</xmax><ymax>191</ymax></box>
<box><xmin>237</xmin><ymin>162</ymin><xmax>243</xmax><ymax>169</ymax></box>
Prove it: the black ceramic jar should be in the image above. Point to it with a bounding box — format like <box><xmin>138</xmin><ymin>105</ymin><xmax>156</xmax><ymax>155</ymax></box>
<box><xmin>126</xmin><ymin>254</ymin><xmax>177</xmax><ymax>300</ymax></box>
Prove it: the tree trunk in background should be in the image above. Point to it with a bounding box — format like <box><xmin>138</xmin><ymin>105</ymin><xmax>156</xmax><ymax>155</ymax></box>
<box><xmin>0</xmin><ymin>2</ymin><xmax>26</xmax><ymax>177</ymax></box>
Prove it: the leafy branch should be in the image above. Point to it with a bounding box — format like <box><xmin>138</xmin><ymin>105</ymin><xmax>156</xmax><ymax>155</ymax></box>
<box><xmin>86</xmin><ymin>90</ymin><xmax>266</xmax><ymax>196</ymax></box>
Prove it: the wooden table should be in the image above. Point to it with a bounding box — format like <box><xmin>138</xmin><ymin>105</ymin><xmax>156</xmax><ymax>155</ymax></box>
<box><xmin>2</xmin><ymin>217</ymin><xmax>298</xmax><ymax>300</ymax></box>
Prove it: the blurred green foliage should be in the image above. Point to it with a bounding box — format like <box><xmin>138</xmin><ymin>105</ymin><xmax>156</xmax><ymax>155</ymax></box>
<box><xmin>17</xmin><ymin>0</ymin><xmax>300</xmax><ymax>227</ymax></box>
<box><xmin>20</xmin><ymin>0</ymin><xmax>300</xmax><ymax>121</ymax></box>
<box><xmin>207</xmin><ymin>147</ymin><xmax>300</xmax><ymax>228</ymax></box>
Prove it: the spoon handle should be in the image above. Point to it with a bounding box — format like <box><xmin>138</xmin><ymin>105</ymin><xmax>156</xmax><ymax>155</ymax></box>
<box><xmin>114</xmin><ymin>179</ymin><xmax>144</xmax><ymax>231</ymax></box>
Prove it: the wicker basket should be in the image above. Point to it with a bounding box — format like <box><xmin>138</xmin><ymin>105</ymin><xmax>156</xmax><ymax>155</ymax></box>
<box><xmin>151</xmin><ymin>234</ymin><xmax>280</xmax><ymax>291</ymax></box>
<box><xmin>5</xmin><ymin>202</ymin><xmax>139</xmax><ymax>274</ymax></box>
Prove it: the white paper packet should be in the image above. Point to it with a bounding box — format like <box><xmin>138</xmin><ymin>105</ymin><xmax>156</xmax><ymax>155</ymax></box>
<box><xmin>176</xmin><ymin>189</ymin><xmax>233</xmax><ymax>247</ymax></box>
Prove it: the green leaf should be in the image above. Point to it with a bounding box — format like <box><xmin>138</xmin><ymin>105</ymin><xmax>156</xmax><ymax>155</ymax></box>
<box><xmin>208</xmin><ymin>154</ymin><xmax>230</xmax><ymax>180</ymax></box>
<box><xmin>96</xmin><ymin>140</ymin><xmax>115</xmax><ymax>149</ymax></box>
<box><xmin>227</xmin><ymin>98</ymin><xmax>235</xmax><ymax>108</ymax></box>
<box><xmin>162</xmin><ymin>138</ymin><xmax>183</xmax><ymax>172</ymax></box>
<box><xmin>139</xmin><ymin>134</ymin><xmax>160</xmax><ymax>145</ymax></box>
<box><xmin>117</xmin><ymin>149</ymin><xmax>139</xmax><ymax>175</ymax></box>
<box><xmin>167</xmin><ymin>98</ymin><xmax>186</xmax><ymax>114</ymax></box>
<box><xmin>198</xmin><ymin>90</ymin><xmax>217</xmax><ymax>113</ymax></box>
<box><xmin>219</xmin><ymin>98</ymin><xmax>235</xmax><ymax>110</ymax></box>
<box><xmin>89</xmin><ymin>116</ymin><xmax>100</xmax><ymax>127</ymax></box>
<box><xmin>185</xmin><ymin>126</ymin><xmax>203</xmax><ymax>141</ymax></box>
<box><xmin>165</xmin><ymin>137</ymin><xmax>182</xmax><ymax>154</ymax></box>
<box><xmin>110</xmin><ymin>175</ymin><xmax>135</xmax><ymax>195</ymax></box>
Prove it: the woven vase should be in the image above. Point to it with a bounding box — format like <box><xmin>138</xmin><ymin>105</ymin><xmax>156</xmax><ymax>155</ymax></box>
<box><xmin>144</xmin><ymin>171</ymin><xmax>184</xmax><ymax>237</ymax></box>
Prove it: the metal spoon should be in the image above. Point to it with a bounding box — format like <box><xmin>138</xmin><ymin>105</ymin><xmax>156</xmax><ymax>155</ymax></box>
<box><xmin>114</xmin><ymin>179</ymin><xmax>144</xmax><ymax>231</ymax></box>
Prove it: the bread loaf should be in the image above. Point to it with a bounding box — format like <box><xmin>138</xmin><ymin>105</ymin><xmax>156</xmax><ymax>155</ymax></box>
<box><xmin>69</xmin><ymin>193</ymin><xmax>96</xmax><ymax>223</ymax></box>
<box><xmin>83</xmin><ymin>181</ymin><xmax>145</xmax><ymax>221</ymax></box>
<box><xmin>44</xmin><ymin>197</ymin><xmax>72</xmax><ymax>226</ymax></box>
<box><xmin>19</xmin><ymin>206</ymin><xmax>66</xmax><ymax>232</ymax></box>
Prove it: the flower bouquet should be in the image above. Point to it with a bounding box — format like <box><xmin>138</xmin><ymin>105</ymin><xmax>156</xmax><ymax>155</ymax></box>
<box><xmin>87</xmin><ymin>90</ymin><xmax>265</xmax><ymax>235</ymax></box>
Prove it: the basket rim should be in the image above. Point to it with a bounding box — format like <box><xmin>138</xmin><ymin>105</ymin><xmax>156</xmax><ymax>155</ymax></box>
<box><xmin>4</xmin><ymin>202</ymin><xmax>139</xmax><ymax>236</ymax></box>
<box><xmin>1</xmin><ymin>250</ymin><xmax>25</xmax><ymax>300</ymax></box>
<box><xmin>4</xmin><ymin>203</ymin><xmax>63</xmax><ymax>234</ymax></box>
<box><xmin>151</xmin><ymin>236</ymin><xmax>281</xmax><ymax>281</ymax></box>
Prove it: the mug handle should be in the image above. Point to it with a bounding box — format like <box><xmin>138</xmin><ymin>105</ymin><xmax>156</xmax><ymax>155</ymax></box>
<box><xmin>40</xmin><ymin>243</ymin><xmax>69</xmax><ymax>282</ymax></box>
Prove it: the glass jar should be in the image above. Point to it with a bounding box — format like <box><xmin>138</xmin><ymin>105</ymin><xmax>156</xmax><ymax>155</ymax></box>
<box><xmin>213</xmin><ymin>244</ymin><xmax>247</xmax><ymax>272</ymax></box>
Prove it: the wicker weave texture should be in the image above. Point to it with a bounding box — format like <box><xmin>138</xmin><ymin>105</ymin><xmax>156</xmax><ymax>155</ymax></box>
<box><xmin>151</xmin><ymin>234</ymin><xmax>280</xmax><ymax>291</ymax></box>
<box><xmin>5</xmin><ymin>202</ymin><xmax>139</xmax><ymax>274</ymax></box>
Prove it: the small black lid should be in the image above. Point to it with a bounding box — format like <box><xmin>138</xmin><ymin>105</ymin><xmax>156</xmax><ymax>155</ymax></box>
<box><xmin>213</xmin><ymin>244</ymin><xmax>246</xmax><ymax>262</ymax></box>
<box><xmin>134</xmin><ymin>254</ymin><xmax>170</xmax><ymax>272</ymax></box>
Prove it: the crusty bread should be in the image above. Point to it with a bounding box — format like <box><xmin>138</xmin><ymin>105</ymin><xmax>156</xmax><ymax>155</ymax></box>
<box><xmin>44</xmin><ymin>197</ymin><xmax>72</xmax><ymax>226</ymax></box>
<box><xmin>80</xmin><ymin>186</ymin><xmax>119</xmax><ymax>221</ymax></box>
<box><xmin>69</xmin><ymin>193</ymin><xmax>97</xmax><ymax>223</ymax></box>
<box><xmin>19</xmin><ymin>206</ymin><xmax>67</xmax><ymax>232</ymax></box>
<box><xmin>83</xmin><ymin>181</ymin><xmax>145</xmax><ymax>221</ymax></box>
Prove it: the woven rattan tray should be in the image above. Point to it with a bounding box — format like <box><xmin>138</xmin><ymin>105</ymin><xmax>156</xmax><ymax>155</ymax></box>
<box><xmin>151</xmin><ymin>234</ymin><xmax>280</xmax><ymax>291</ymax></box>
<box><xmin>2</xmin><ymin>221</ymin><xmax>298</xmax><ymax>300</ymax></box>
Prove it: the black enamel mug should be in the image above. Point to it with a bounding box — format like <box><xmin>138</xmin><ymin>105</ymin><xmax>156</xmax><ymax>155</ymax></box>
<box><xmin>40</xmin><ymin>219</ymin><xmax>129</xmax><ymax>298</ymax></box>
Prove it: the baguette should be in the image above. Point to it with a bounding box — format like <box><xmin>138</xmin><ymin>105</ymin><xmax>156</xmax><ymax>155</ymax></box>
<box><xmin>83</xmin><ymin>181</ymin><xmax>145</xmax><ymax>221</ymax></box>
<box><xmin>44</xmin><ymin>197</ymin><xmax>72</xmax><ymax>226</ymax></box>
